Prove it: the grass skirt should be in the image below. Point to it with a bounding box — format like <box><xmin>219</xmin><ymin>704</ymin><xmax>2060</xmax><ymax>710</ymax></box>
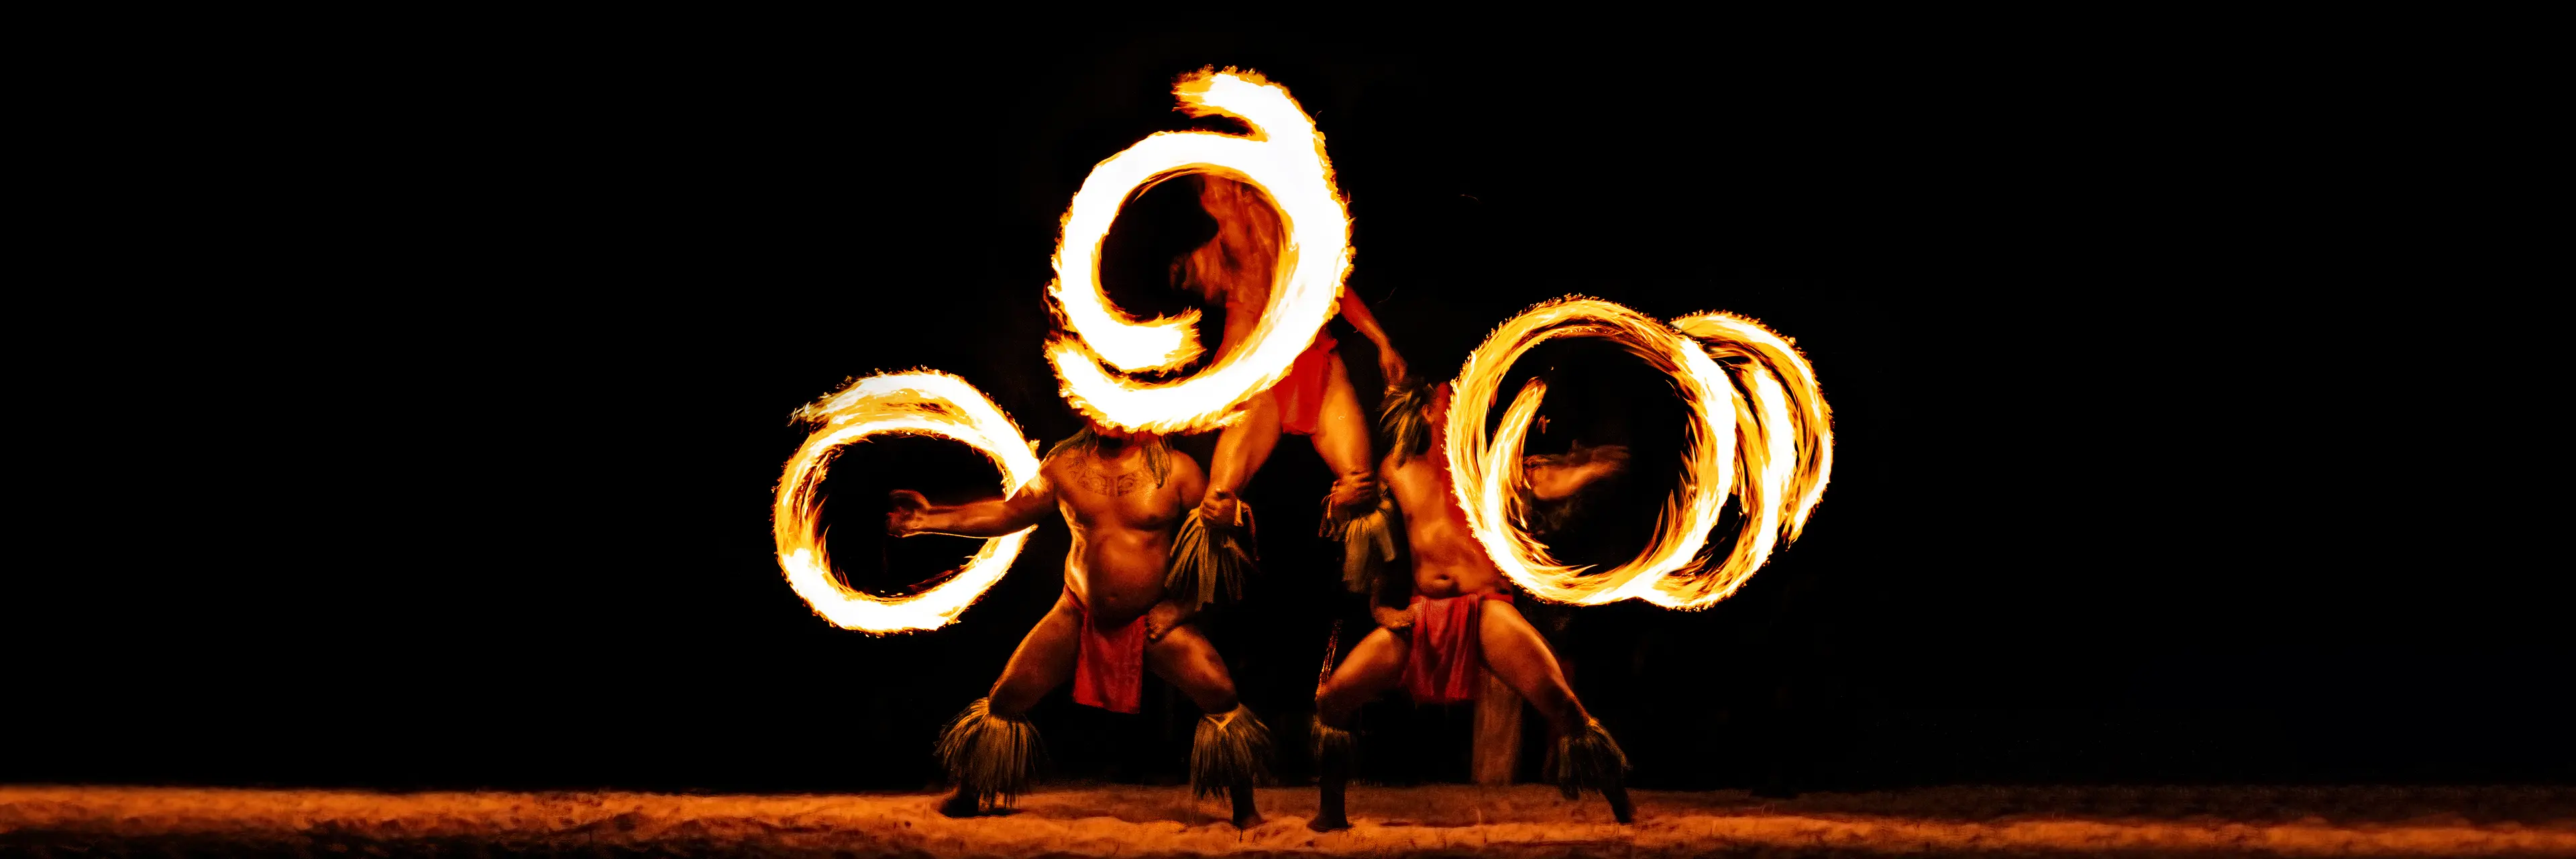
<box><xmin>1167</xmin><ymin>502</ymin><xmax>1257</xmax><ymax>609</ymax></box>
<box><xmin>1321</xmin><ymin>494</ymin><xmax>1399</xmax><ymax>597</ymax></box>
<box><xmin>1551</xmin><ymin>717</ymin><xmax>1630</xmax><ymax>800</ymax></box>
<box><xmin>1311</xmin><ymin>715</ymin><xmax>1357</xmax><ymax>769</ymax></box>
<box><xmin>935</xmin><ymin>698</ymin><xmax>1042</xmax><ymax>809</ymax></box>
<box><xmin>1189</xmin><ymin>704</ymin><xmax>1274</xmax><ymax>799</ymax></box>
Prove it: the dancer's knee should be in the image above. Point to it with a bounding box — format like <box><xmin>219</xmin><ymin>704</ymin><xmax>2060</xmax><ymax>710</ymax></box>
<box><xmin>1191</xmin><ymin>679</ymin><xmax>1240</xmax><ymax>715</ymax></box>
<box><xmin>1315</xmin><ymin>686</ymin><xmax>1354</xmax><ymax>727</ymax></box>
<box><xmin>1506</xmin><ymin>666</ymin><xmax>1585</xmax><ymax>729</ymax></box>
<box><xmin>988</xmin><ymin>676</ymin><xmax>1044</xmax><ymax>716</ymax></box>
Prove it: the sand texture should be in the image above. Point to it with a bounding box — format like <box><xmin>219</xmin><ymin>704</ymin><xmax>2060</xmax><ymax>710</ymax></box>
<box><xmin>5</xmin><ymin>782</ymin><xmax>2571</xmax><ymax>857</ymax></box>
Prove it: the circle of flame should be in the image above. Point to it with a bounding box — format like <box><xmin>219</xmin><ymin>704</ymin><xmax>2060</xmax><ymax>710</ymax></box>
<box><xmin>1672</xmin><ymin>312</ymin><xmax>1835</xmax><ymax>550</ymax></box>
<box><xmin>773</xmin><ymin>372</ymin><xmax>1045</xmax><ymax>633</ymax></box>
<box><xmin>1445</xmin><ymin>298</ymin><xmax>1833</xmax><ymax>608</ymax></box>
<box><xmin>1044</xmin><ymin>68</ymin><xmax>1352</xmax><ymax>435</ymax></box>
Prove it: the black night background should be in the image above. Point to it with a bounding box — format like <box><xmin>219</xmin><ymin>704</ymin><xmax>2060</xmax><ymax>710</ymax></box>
<box><xmin>9</xmin><ymin>23</ymin><xmax>2563</xmax><ymax>856</ymax></box>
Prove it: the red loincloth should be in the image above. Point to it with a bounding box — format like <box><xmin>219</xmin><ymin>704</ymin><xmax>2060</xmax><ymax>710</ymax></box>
<box><xmin>1401</xmin><ymin>590</ymin><xmax>1513</xmax><ymax>705</ymax></box>
<box><xmin>1067</xmin><ymin>589</ymin><xmax>1146</xmax><ymax>714</ymax></box>
<box><xmin>1274</xmin><ymin>332</ymin><xmax>1339</xmax><ymax>436</ymax></box>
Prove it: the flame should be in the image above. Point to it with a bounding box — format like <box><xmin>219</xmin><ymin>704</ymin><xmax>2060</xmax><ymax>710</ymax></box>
<box><xmin>1444</xmin><ymin>298</ymin><xmax>1833</xmax><ymax>609</ymax></box>
<box><xmin>1672</xmin><ymin>312</ymin><xmax>1835</xmax><ymax>544</ymax></box>
<box><xmin>1045</xmin><ymin>68</ymin><xmax>1352</xmax><ymax>434</ymax></box>
<box><xmin>772</xmin><ymin>372</ymin><xmax>1044</xmax><ymax>633</ymax></box>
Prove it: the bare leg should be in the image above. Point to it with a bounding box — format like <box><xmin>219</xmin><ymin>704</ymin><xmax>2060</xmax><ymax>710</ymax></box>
<box><xmin>1480</xmin><ymin>600</ymin><xmax>1632</xmax><ymax>823</ymax></box>
<box><xmin>1310</xmin><ymin>354</ymin><xmax>1379</xmax><ymax>518</ymax></box>
<box><xmin>1203</xmin><ymin>391</ymin><xmax>1281</xmax><ymax>520</ymax></box>
<box><xmin>1147</xmin><ymin>620</ymin><xmax>1263</xmax><ymax>828</ymax></box>
<box><xmin>1309</xmin><ymin>626</ymin><xmax>1409</xmax><ymax>831</ymax></box>
<box><xmin>1475</xmin><ymin>601</ymin><xmax>1585</xmax><ymax>731</ymax></box>
<box><xmin>1146</xmin><ymin>618</ymin><xmax>1240</xmax><ymax>714</ymax></box>
<box><xmin>1316</xmin><ymin>626</ymin><xmax>1409</xmax><ymax>727</ymax></box>
<box><xmin>941</xmin><ymin>592</ymin><xmax>1082</xmax><ymax>817</ymax></box>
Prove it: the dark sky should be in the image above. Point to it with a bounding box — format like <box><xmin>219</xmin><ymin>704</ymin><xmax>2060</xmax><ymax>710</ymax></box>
<box><xmin>15</xmin><ymin>29</ymin><xmax>2559</xmax><ymax>792</ymax></box>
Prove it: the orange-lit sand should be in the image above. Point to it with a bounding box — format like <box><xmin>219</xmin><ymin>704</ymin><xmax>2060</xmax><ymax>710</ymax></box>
<box><xmin>5</xmin><ymin>783</ymin><xmax>2570</xmax><ymax>856</ymax></box>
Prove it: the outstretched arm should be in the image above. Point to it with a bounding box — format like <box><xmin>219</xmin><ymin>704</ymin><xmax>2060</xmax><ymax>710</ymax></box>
<box><xmin>1337</xmin><ymin>290</ymin><xmax>1408</xmax><ymax>387</ymax></box>
<box><xmin>886</xmin><ymin>474</ymin><xmax>1056</xmax><ymax>538</ymax></box>
<box><xmin>1524</xmin><ymin>444</ymin><xmax>1631</xmax><ymax>501</ymax></box>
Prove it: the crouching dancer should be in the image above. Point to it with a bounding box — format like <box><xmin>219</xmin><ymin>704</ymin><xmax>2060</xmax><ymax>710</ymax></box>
<box><xmin>888</xmin><ymin>420</ymin><xmax>1272</xmax><ymax>827</ymax></box>
<box><xmin>1309</xmin><ymin>382</ymin><xmax>1635</xmax><ymax>831</ymax></box>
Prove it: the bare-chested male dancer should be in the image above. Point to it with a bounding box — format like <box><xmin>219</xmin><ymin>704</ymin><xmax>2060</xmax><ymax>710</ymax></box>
<box><xmin>1308</xmin><ymin>381</ymin><xmax>1636</xmax><ymax>831</ymax></box>
<box><xmin>1173</xmin><ymin>176</ymin><xmax>1408</xmax><ymax>605</ymax></box>
<box><xmin>888</xmin><ymin>421</ymin><xmax>1271</xmax><ymax>827</ymax></box>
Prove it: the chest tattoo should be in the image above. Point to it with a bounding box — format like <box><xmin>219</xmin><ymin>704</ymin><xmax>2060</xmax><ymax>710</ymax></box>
<box><xmin>1078</xmin><ymin>464</ymin><xmax>1146</xmax><ymax>497</ymax></box>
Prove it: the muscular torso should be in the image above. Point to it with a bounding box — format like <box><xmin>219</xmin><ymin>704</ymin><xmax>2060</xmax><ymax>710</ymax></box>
<box><xmin>1051</xmin><ymin>445</ymin><xmax>1191</xmax><ymax>627</ymax></box>
<box><xmin>1383</xmin><ymin>452</ymin><xmax>1504</xmax><ymax>600</ymax></box>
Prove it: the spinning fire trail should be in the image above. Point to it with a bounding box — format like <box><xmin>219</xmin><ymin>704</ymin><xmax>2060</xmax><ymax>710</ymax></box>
<box><xmin>1445</xmin><ymin>299</ymin><xmax>1834</xmax><ymax>608</ymax></box>
<box><xmin>771</xmin><ymin>372</ymin><xmax>1042</xmax><ymax>633</ymax></box>
<box><xmin>771</xmin><ymin>70</ymin><xmax>1833</xmax><ymax>632</ymax></box>
<box><xmin>1046</xmin><ymin>68</ymin><xmax>1352</xmax><ymax>436</ymax></box>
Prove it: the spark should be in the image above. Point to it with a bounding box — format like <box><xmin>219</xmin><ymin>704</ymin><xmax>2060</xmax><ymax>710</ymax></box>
<box><xmin>772</xmin><ymin>372</ymin><xmax>1044</xmax><ymax>633</ymax></box>
<box><xmin>1045</xmin><ymin>68</ymin><xmax>1352</xmax><ymax>434</ymax></box>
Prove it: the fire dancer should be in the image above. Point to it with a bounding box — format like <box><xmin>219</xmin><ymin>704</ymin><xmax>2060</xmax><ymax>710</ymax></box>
<box><xmin>888</xmin><ymin>422</ymin><xmax>1271</xmax><ymax>827</ymax></box>
<box><xmin>1171</xmin><ymin>175</ymin><xmax>1409</xmax><ymax>608</ymax></box>
<box><xmin>1308</xmin><ymin>381</ymin><xmax>1636</xmax><ymax>831</ymax></box>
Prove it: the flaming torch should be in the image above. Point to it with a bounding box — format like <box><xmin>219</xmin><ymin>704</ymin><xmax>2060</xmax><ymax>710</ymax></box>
<box><xmin>1045</xmin><ymin>68</ymin><xmax>1352</xmax><ymax>434</ymax></box>
<box><xmin>1445</xmin><ymin>298</ymin><xmax>1833</xmax><ymax>609</ymax></box>
<box><xmin>773</xmin><ymin>372</ymin><xmax>1044</xmax><ymax>633</ymax></box>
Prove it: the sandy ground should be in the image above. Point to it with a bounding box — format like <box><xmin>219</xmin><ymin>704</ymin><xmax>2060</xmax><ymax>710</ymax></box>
<box><xmin>4</xmin><ymin>783</ymin><xmax>2571</xmax><ymax>857</ymax></box>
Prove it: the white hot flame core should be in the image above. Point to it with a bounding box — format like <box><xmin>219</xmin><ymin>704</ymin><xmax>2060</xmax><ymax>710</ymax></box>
<box><xmin>1444</xmin><ymin>298</ymin><xmax>1833</xmax><ymax>609</ymax></box>
<box><xmin>1672</xmin><ymin>312</ymin><xmax>1835</xmax><ymax>543</ymax></box>
<box><xmin>1046</xmin><ymin>68</ymin><xmax>1352</xmax><ymax>434</ymax></box>
<box><xmin>773</xmin><ymin>372</ymin><xmax>1044</xmax><ymax>633</ymax></box>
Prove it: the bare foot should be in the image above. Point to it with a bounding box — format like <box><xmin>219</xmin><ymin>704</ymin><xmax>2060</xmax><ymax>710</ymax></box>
<box><xmin>937</xmin><ymin>792</ymin><xmax>982</xmax><ymax>818</ymax></box>
<box><xmin>1307</xmin><ymin>813</ymin><xmax>1351</xmax><ymax>831</ymax></box>
<box><xmin>1228</xmin><ymin>784</ymin><xmax>1260</xmax><ymax>829</ymax></box>
<box><xmin>1604</xmin><ymin>784</ymin><xmax>1635</xmax><ymax>825</ymax></box>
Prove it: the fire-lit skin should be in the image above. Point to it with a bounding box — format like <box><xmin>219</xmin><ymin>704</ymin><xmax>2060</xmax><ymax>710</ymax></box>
<box><xmin>885</xmin><ymin>426</ymin><xmax>1256</xmax><ymax>825</ymax></box>
<box><xmin>1190</xmin><ymin>180</ymin><xmax>1407</xmax><ymax>525</ymax></box>
<box><xmin>1521</xmin><ymin>441</ymin><xmax>1630</xmax><ymax>508</ymax></box>
<box><xmin>1309</xmin><ymin>399</ymin><xmax>1635</xmax><ymax>830</ymax></box>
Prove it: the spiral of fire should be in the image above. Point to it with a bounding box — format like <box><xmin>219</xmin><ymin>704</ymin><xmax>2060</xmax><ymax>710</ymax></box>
<box><xmin>773</xmin><ymin>372</ymin><xmax>1045</xmax><ymax>633</ymax></box>
<box><xmin>771</xmin><ymin>70</ymin><xmax>1833</xmax><ymax>629</ymax></box>
<box><xmin>1445</xmin><ymin>299</ymin><xmax>1833</xmax><ymax>608</ymax></box>
<box><xmin>1044</xmin><ymin>68</ymin><xmax>1352</xmax><ymax>435</ymax></box>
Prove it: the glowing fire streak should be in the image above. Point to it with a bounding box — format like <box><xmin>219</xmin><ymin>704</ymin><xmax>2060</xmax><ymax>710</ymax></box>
<box><xmin>1673</xmin><ymin>312</ymin><xmax>1835</xmax><ymax>543</ymax></box>
<box><xmin>1445</xmin><ymin>299</ymin><xmax>1833</xmax><ymax>608</ymax></box>
<box><xmin>773</xmin><ymin>372</ymin><xmax>1044</xmax><ymax>633</ymax></box>
<box><xmin>1046</xmin><ymin>68</ymin><xmax>1352</xmax><ymax>434</ymax></box>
